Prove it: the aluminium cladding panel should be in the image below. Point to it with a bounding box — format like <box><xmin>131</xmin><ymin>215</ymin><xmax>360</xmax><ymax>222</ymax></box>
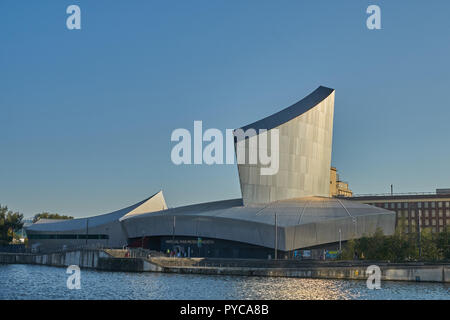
<box><xmin>26</xmin><ymin>220</ymin><xmax>128</xmax><ymax>250</ymax></box>
<box><xmin>121</xmin><ymin>214</ymin><xmax>282</xmax><ymax>250</ymax></box>
<box><xmin>284</xmin><ymin>212</ymin><xmax>397</xmax><ymax>251</ymax></box>
<box><xmin>236</xmin><ymin>89</ymin><xmax>335</xmax><ymax>205</ymax></box>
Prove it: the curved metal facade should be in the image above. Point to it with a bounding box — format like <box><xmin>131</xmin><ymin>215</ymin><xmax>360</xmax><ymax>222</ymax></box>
<box><xmin>235</xmin><ymin>86</ymin><xmax>335</xmax><ymax>205</ymax></box>
<box><xmin>120</xmin><ymin>197</ymin><xmax>396</xmax><ymax>252</ymax></box>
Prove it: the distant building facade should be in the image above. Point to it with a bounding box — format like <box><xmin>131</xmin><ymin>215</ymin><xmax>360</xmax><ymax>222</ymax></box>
<box><xmin>330</xmin><ymin>167</ymin><xmax>353</xmax><ymax>197</ymax></box>
<box><xmin>345</xmin><ymin>189</ymin><xmax>450</xmax><ymax>234</ymax></box>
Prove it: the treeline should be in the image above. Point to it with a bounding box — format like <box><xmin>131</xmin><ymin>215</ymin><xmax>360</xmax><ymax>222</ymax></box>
<box><xmin>32</xmin><ymin>212</ymin><xmax>73</xmax><ymax>223</ymax></box>
<box><xmin>0</xmin><ymin>205</ymin><xmax>24</xmax><ymax>245</ymax></box>
<box><xmin>341</xmin><ymin>226</ymin><xmax>450</xmax><ymax>262</ymax></box>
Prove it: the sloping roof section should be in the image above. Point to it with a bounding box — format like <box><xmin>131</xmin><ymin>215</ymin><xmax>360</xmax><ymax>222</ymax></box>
<box><xmin>120</xmin><ymin>190</ymin><xmax>167</xmax><ymax>220</ymax></box>
<box><xmin>33</xmin><ymin>219</ymin><xmax>67</xmax><ymax>224</ymax></box>
<box><xmin>26</xmin><ymin>191</ymin><xmax>167</xmax><ymax>232</ymax></box>
<box><xmin>234</xmin><ymin>86</ymin><xmax>336</xmax><ymax>205</ymax></box>
<box><xmin>236</xmin><ymin>86</ymin><xmax>335</xmax><ymax>135</ymax></box>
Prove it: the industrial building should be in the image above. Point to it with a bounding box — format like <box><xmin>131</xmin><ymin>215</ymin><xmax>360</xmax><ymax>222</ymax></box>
<box><xmin>330</xmin><ymin>167</ymin><xmax>353</xmax><ymax>197</ymax></box>
<box><xmin>345</xmin><ymin>189</ymin><xmax>450</xmax><ymax>234</ymax></box>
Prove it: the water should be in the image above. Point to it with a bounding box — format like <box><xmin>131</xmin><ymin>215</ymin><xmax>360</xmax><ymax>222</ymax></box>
<box><xmin>0</xmin><ymin>264</ymin><xmax>448</xmax><ymax>300</ymax></box>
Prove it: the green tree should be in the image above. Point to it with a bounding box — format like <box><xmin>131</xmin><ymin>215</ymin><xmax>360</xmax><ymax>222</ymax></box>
<box><xmin>0</xmin><ymin>205</ymin><xmax>24</xmax><ymax>245</ymax></box>
<box><xmin>341</xmin><ymin>239</ymin><xmax>356</xmax><ymax>260</ymax></box>
<box><xmin>420</xmin><ymin>228</ymin><xmax>441</xmax><ymax>261</ymax></box>
<box><xmin>340</xmin><ymin>224</ymin><xmax>450</xmax><ymax>262</ymax></box>
<box><xmin>436</xmin><ymin>227</ymin><xmax>450</xmax><ymax>260</ymax></box>
<box><xmin>385</xmin><ymin>219</ymin><xmax>417</xmax><ymax>262</ymax></box>
<box><xmin>356</xmin><ymin>228</ymin><xmax>386</xmax><ymax>260</ymax></box>
<box><xmin>32</xmin><ymin>212</ymin><xmax>73</xmax><ymax>223</ymax></box>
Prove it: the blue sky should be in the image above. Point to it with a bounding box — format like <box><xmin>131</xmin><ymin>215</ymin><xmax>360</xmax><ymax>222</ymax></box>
<box><xmin>1</xmin><ymin>1</ymin><xmax>450</xmax><ymax>218</ymax></box>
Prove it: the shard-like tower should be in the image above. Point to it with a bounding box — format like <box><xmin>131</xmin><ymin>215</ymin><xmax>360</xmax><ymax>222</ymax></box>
<box><xmin>235</xmin><ymin>86</ymin><xmax>335</xmax><ymax>205</ymax></box>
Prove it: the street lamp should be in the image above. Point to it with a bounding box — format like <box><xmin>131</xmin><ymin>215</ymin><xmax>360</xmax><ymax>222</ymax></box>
<box><xmin>339</xmin><ymin>228</ymin><xmax>342</xmax><ymax>252</ymax></box>
<box><xmin>172</xmin><ymin>216</ymin><xmax>176</xmax><ymax>253</ymax></box>
<box><xmin>274</xmin><ymin>213</ymin><xmax>278</xmax><ymax>260</ymax></box>
<box><xmin>417</xmin><ymin>208</ymin><xmax>422</xmax><ymax>259</ymax></box>
<box><xmin>105</xmin><ymin>227</ymin><xmax>109</xmax><ymax>248</ymax></box>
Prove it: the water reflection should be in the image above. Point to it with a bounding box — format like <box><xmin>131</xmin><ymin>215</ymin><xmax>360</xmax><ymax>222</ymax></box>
<box><xmin>0</xmin><ymin>264</ymin><xmax>448</xmax><ymax>300</ymax></box>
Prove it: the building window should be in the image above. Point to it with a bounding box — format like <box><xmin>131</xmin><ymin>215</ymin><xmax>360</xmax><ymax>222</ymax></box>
<box><xmin>390</xmin><ymin>203</ymin><xmax>395</xmax><ymax>209</ymax></box>
<box><xmin>432</xmin><ymin>210</ymin><xmax>436</xmax><ymax>217</ymax></box>
<box><xmin>439</xmin><ymin>202</ymin><xmax>443</xmax><ymax>208</ymax></box>
<box><xmin>439</xmin><ymin>219</ymin><xmax>443</xmax><ymax>225</ymax></box>
<box><xmin>384</xmin><ymin>203</ymin><xmax>389</xmax><ymax>209</ymax></box>
<box><xmin>439</xmin><ymin>210</ymin><xmax>443</xmax><ymax>217</ymax></box>
<box><xmin>446</xmin><ymin>202</ymin><xmax>450</xmax><ymax>208</ymax></box>
<box><xmin>432</xmin><ymin>202</ymin><xmax>436</xmax><ymax>208</ymax></box>
<box><xmin>432</xmin><ymin>219</ymin><xmax>436</xmax><ymax>226</ymax></box>
<box><xmin>418</xmin><ymin>202</ymin><xmax>422</xmax><ymax>208</ymax></box>
<box><xmin>425</xmin><ymin>202</ymin><xmax>429</xmax><ymax>208</ymax></box>
<box><xmin>397</xmin><ymin>203</ymin><xmax>401</xmax><ymax>209</ymax></box>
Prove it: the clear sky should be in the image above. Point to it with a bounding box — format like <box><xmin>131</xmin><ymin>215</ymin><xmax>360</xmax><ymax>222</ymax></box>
<box><xmin>1</xmin><ymin>1</ymin><xmax>450</xmax><ymax>218</ymax></box>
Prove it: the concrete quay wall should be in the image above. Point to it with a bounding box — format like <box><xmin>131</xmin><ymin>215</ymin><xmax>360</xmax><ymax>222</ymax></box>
<box><xmin>0</xmin><ymin>250</ymin><xmax>110</xmax><ymax>269</ymax></box>
<box><xmin>161</xmin><ymin>264</ymin><xmax>450</xmax><ymax>283</ymax></box>
<box><xmin>1</xmin><ymin>251</ymin><xmax>448</xmax><ymax>282</ymax></box>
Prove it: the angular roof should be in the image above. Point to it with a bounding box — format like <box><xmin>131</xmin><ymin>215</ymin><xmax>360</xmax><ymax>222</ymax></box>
<box><xmin>235</xmin><ymin>86</ymin><xmax>335</xmax><ymax>136</ymax></box>
<box><xmin>26</xmin><ymin>191</ymin><xmax>167</xmax><ymax>232</ymax></box>
<box><xmin>33</xmin><ymin>219</ymin><xmax>67</xmax><ymax>224</ymax></box>
<box><xmin>121</xmin><ymin>196</ymin><xmax>391</xmax><ymax>227</ymax></box>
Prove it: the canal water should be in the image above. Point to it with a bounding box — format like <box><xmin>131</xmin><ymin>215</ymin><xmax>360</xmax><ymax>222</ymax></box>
<box><xmin>0</xmin><ymin>264</ymin><xmax>448</xmax><ymax>300</ymax></box>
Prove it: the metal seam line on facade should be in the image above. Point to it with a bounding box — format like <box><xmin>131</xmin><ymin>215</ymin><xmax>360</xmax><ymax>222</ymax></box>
<box><xmin>297</xmin><ymin>200</ymin><xmax>311</xmax><ymax>225</ymax></box>
<box><xmin>336</xmin><ymin>198</ymin><xmax>354</xmax><ymax>218</ymax></box>
<box><xmin>292</xmin><ymin>200</ymin><xmax>311</xmax><ymax>251</ymax></box>
<box><xmin>254</xmin><ymin>202</ymin><xmax>274</xmax><ymax>216</ymax></box>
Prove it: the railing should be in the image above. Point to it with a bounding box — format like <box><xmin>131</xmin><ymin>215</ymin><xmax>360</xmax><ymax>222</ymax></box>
<box><xmin>28</xmin><ymin>242</ymin><xmax>112</xmax><ymax>254</ymax></box>
<box><xmin>345</xmin><ymin>192</ymin><xmax>440</xmax><ymax>198</ymax></box>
